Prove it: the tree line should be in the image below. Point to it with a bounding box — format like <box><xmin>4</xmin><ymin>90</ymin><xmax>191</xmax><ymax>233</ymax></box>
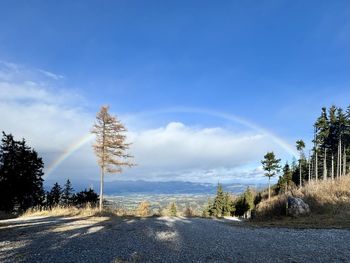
<box><xmin>312</xmin><ymin>105</ymin><xmax>350</xmax><ymax>181</ymax></box>
<box><xmin>206</xmin><ymin>104</ymin><xmax>350</xmax><ymax>218</ymax></box>
<box><xmin>260</xmin><ymin>105</ymin><xmax>350</xmax><ymax>200</ymax></box>
<box><xmin>203</xmin><ymin>184</ymin><xmax>256</xmax><ymax>218</ymax></box>
<box><xmin>46</xmin><ymin>180</ymin><xmax>98</xmax><ymax>208</ymax></box>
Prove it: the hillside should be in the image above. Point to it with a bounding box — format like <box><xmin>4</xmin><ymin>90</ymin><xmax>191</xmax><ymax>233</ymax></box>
<box><xmin>254</xmin><ymin>175</ymin><xmax>350</xmax><ymax>227</ymax></box>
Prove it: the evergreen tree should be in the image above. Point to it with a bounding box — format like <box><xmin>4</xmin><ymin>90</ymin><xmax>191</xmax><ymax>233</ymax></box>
<box><xmin>336</xmin><ymin>108</ymin><xmax>347</xmax><ymax>177</ymax></box>
<box><xmin>296</xmin><ymin>139</ymin><xmax>305</xmax><ymax>187</ymax></box>
<box><xmin>234</xmin><ymin>188</ymin><xmax>254</xmax><ymax>218</ymax></box>
<box><xmin>328</xmin><ymin>106</ymin><xmax>339</xmax><ymax>179</ymax></box>
<box><xmin>74</xmin><ymin>188</ymin><xmax>99</xmax><ymax>206</ymax></box>
<box><xmin>61</xmin><ymin>179</ymin><xmax>74</xmax><ymax>206</ymax></box>
<box><xmin>344</xmin><ymin>106</ymin><xmax>350</xmax><ymax>175</ymax></box>
<box><xmin>47</xmin><ymin>182</ymin><xmax>62</xmax><ymax>207</ymax></box>
<box><xmin>277</xmin><ymin>162</ymin><xmax>293</xmax><ymax>193</ymax></box>
<box><xmin>0</xmin><ymin>132</ymin><xmax>45</xmax><ymax>212</ymax></box>
<box><xmin>202</xmin><ymin>198</ymin><xmax>212</xmax><ymax>217</ymax></box>
<box><xmin>222</xmin><ymin>192</ymin><xmax>234</xmax><ymax>216</ymax></box>
<box><xmin>315</xmin><ymin>107</ymin><xmax>329</xmax><ymax>180</ymax></box>
<box><xmin>210</xmin><ymin>183</ymin><xmax>225</xmax><ymax>217</ymax></box>
<box><xmin>261</xmin><ymin>152</ymin><xmax>281</xmax><ymax>200</ymax></box>
<box><xmin>312</xmin><ymin>124</ymin><xmax>319</xmax><ymax>181</ymax></box>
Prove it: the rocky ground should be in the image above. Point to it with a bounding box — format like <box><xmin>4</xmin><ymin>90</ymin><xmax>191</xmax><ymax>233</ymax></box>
<box><xmin>0</xmin><ymin>216</ymin><xmax>349</xmax><ymax>263</ymax></box>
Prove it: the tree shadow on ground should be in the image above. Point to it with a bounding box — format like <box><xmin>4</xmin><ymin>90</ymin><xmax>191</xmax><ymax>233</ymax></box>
<box><xmin>0</xmin><ymin>216</ymin><xmax>196</xmax><ymax>263</ymax></box>
<box><xmin>1</xmin><ymin>216</ymin><xmax>350</xmax><ymax>263</ymax></box>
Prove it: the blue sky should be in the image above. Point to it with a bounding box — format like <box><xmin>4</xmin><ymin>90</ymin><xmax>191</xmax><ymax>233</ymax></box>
<box><xmin>0</xmin><ymin>1</ymin><xmax>349</xmax><ymax>185</ymax></box>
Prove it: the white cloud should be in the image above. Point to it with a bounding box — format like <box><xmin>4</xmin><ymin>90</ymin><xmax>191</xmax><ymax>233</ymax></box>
<box><xmin>118</xmin><ymin>122</ymin><xmax>287</xmax><ymax>183</ymax></box>
<box><xmin>0</xmin><ymin>62</ymin><xmax>92</xmax><ymax>153</ymax></box>
<box><xmin>130</xmin><ymin>122</ymin><xmax>271</xmax><ymax>169</ymax></box>
<box><xmin>36</xmin><ymin>69</ymin><xmax>64</xmax><ymax>80</ymax></box>
<box><xmin>0</xmin><ymin>61</ymin><xmax>287</xmax><ymax>184</ymax></box>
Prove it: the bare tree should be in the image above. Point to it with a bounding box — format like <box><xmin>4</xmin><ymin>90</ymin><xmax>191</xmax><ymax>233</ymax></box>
<box><xmin>91</xmin><ymin>106</ymin><xmax>135</xmax><ymax>211</ymax></box>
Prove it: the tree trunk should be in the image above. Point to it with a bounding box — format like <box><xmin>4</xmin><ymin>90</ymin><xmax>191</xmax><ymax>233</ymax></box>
<box><xmin>315</xmin><ymin>147</ymin><xmax>318</xmax><ymax>181</ymax></box>
<box><xmin>344</xmin><ymin>148</ymin><xmax>347</xmax><ymax>176</ymax></box>
<box><xmin>323</xmin><ymin>148</ymin><xmax>327</xmax><ymax>180</ymax></box>
<box><xmin>99</xmin><ymin>167</ymin><xmax>104</xmax><ymax>212</ymax></box>
<box><xmin>339</xmin><ymin>139</ymin><xmax>342</xmax><ymax>177</ymax></box>
<box><xmin>331</xmin><ymin>154</ymin><xmax>334</xmax><ymax>180</ymax></box>
<box><xmin>285</xmin><ymin>183</ymin><xmax>288</xmax><ymax>216</ymax></box>
<box><xmin>299</xmin><ymin>162</ymin><xmax>302</xmax><ymax>187</ymax></box>
<box><xmin>308</xmin><ymin>158</ymin><xmax>311</xmax><ymax>181</ymax></box>
<box><xmin>268</xmin><ymin>177</ymin><xmax>271</xmax><ymax>200</ymax></box>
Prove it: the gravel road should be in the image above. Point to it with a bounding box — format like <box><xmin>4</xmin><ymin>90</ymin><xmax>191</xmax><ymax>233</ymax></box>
<box><xmin>0</xmin><ymin>216</ymin><xmax>349</xmax><ymax>263</ymax></box>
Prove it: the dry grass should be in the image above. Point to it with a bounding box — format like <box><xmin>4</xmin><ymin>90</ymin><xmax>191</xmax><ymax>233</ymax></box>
<box><xmin>297</xmin><ymin>176</ymin><xmax>350</xmax><ymax>215</ymax></box>
<box><xmin>20</xmin><ymin>204</ymin><xmax>136</xmax><ymax>218</ymax></box>
<box><xmin>254</xmin><ymin>175</ymin><xmax>350</xmax><ymax>228</ymax></box>
<box><xmin>21</xmin><ymin>205</ymin><xmax>103</xmax><ymax>218</ymax></box>
<box><xmin>254</xmin><ymin>194</ymin><xmax>288</xmax><ymax>219</ymax></box>
<box><xmin>22</xmin><ymin>204</ymin><xmax>158</xmax><ymax>219</ymax></box>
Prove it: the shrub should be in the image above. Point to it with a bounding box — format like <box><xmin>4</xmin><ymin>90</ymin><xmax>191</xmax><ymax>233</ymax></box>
<box><xmin>136</xmin><ymin>201</ymin><xmax>151</xmax><ymax>217</ymax></box>
<box><xmin>183</xmin><ymin>206</ymin><xmax>194</xmax><ymax>217</ymax></box>
<box><xmin>169</xmin><ymin>202</ymin><xmax>177</xmax><ymax>216</ymax></box>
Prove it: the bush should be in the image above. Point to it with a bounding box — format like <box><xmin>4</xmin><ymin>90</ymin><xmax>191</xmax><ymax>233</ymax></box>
<box><xmin>136</xmin><ymin>201</ymin><xmax>151</xmax><ymax>217</ymax></box>
<box><xmin>183</xmin><ymin>206</ymin><xmax>194</xmax><ymax>217</ymax></box>
<box><xmin>254</xmin><ymin>195</ymin><xmax>288</xmax><ymax>219</ymax></box>
<box><xmin>169</xmin><ymin>202</ymin><xmax>177</xmax><ymax>216</ymax></box>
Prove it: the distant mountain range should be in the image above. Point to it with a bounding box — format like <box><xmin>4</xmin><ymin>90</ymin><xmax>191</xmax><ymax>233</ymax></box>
<box><xmin>44</xmin><ymin>179</ymin><xmax>266</xmax><ymax>195</ymax></box>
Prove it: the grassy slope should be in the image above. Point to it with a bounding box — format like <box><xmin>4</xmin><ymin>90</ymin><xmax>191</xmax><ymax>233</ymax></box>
<box><xmin>252</xmin><ymin>175</ymin><xmax>350</xmax><ymax>228</ymax></box>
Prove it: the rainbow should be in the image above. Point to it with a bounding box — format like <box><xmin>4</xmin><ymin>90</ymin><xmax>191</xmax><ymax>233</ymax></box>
<box><xmin>45</xmin><ymin>107</ymin><xmax>298</xmax><ymax>177</ymax></box>
<box><xmin>131</xmin><ymin>107</ymin><xmax>298</xmax><ymax>157</ymax></box>
<box><xmin>45</xmin><ymin>133</ymin><xmax>95</xmax><ymax>177</ymax></box>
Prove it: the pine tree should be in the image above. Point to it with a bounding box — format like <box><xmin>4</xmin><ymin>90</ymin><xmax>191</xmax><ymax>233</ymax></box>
<box><xmin>328</xmin><ymin>106</ymin><xmax>339</xmax><ymax>179</ymax></box>
<box><xmin>296</xmin><ymin>140</ymin><xmax>305</xmax><ymax>187</ymax></box>
<box><xmin>47</xmin><ymin>182</ymin><xmax>62</xmax><ymax>207</ymax></box>
<box><xmin>62</xmin><ymin>179</ymin><xmax>74</xmax><ymax>206</ymax></box>
<box><xmin>261</xmin><ymin>152</ymin><xmax>281</xmax><ymax>200</ymax></box>
<box><xmin>234</xmin><ymin>188</ymin><xmax>255</xmax><ymax>218</ymax></box>
<box><xmin>243</xmin><ymin>187</ymin><xmax>254</xmax><ymax>218</ymax></box>
<box><xmin>277</xmin><ymin>162</ymin><xmax>293</xmax><ymax>193</ymax></box>
<box><xmin>313</xmin><ymin>124</ymin><xmax>319</xmax><ymax>181</ymax></box>
<box><xmin>211</xmin><ymin>183</ymin><xmax>225</xmax><ymax>217</ymax></box>
<box><xmin>74</xmin><ymin>188</ymin><xmax>99</xmax><ymax>206</ymax></box>
<box><xmin>202</xmin><ymin>198</ymin><xmax>212</xmax><ymax>217</ymax></box>
<box><xmin>344</xmin><ymin>105</ymin><xmax>350</xmax><ymax>175</ymax></box>
<box><xmin>222</xmin><ymin>192</ymin><xmax>234</xmax><ymax>216</ymax></box>
<box><xmin>0</xmin><ymin>132</ymin><xmax>44</xmax><ymax>212</ymax></box>
<box><xmin>91</xmin><ymin>106</ymin><xmax>135</xmax><ymax>211</ymax></box>
<box><xmin>336</xmin><ymin>108</ymin><xmax>347</xmax><ymax>177</ymax></box>
<box><xmin>315</xmin><ymin>107</ymin><xmax>329</xmax><ymax>180</ymax></box>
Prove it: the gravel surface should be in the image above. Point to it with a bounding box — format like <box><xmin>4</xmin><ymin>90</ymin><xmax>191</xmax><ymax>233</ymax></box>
<box><xmin>0</xmin><ymin>216</ymin><xmax>349</xmax><ymax>263</ymax></box>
